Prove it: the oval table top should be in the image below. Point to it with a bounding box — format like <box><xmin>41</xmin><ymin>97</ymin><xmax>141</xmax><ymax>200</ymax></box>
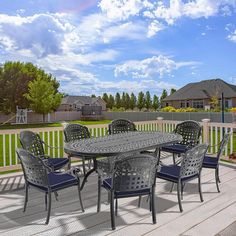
<box><xmin>64</xmin><ymin>131</ymin><xmax>182</xmax><ymax>157</ymax></box>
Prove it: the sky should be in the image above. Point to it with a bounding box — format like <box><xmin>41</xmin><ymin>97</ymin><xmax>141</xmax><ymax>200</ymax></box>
<box><xmin>1</xmin><ymin>0</ymin><xmax>236</xmax><ymax>97</ymax></box>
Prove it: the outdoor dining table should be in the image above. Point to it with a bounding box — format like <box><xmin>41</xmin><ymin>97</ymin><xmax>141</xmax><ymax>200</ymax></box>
<box><xmin>64</xmin><ymin>131</ymin><xmax>182</xmax><ymax>190</ymax></box>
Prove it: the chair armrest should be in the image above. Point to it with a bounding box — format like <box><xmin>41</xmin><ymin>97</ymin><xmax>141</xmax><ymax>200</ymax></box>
<box><xmin>41</xmin><ymin>140</ymin><xmax>63</xmax><ymax>150</ymax></box>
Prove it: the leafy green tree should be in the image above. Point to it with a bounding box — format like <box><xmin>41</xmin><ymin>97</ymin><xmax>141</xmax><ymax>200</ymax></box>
<box><xmin>130</xmin><ymin>93</ymin><xmax>137</xmax><ymax>110</ymax></box>
<box><xmin>91</xmin><ymin>94</ymin><xmax>96</xmax><ymax>98</ymax></box>
<box><xmin>152</xmin><ymin>95</ymin><xmax>160</xmax><ymax>111</ymax></box>
<box><xmin>160</xmin><ymin>89</ymin><xmax>168</xmax><ymax>108</ymax></box>
<box><xmin>124</xmin><ymin>93</ymin><xmax>130</xmax><ymax>110</ymax></box>
<box><xmin>145</xmin><ymin>91</ymin><xmax>152</xmax><ymax>110</ymax></box>
<box><xmin>170</xmin><ymin>88</ymin><xmax>176</xmax><ymax>95</ymax></box>
<box><xmin>115</xmin><ymin>92</ymin><xmax>121</xmax><ymax>108</ymax></box>
<box><xmin>24</xmin><ymin>77</ymin><xmax>62</xmax><ymax>122</ymax></box>
<box><xmin>0</xmin><ymin>61</ymin><xmax>59</xmax><ymax>114</ymax></box>
<box><xmin>137</xmin><ymin>91</ymin><xmax>145</xmax><ymax>111</ymax></box>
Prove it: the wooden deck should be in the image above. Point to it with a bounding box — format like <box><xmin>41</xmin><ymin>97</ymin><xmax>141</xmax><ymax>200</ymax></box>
<box><xmin>1</xmin><ymin>161</ymin><xmax>236</xmax><ymax>236</ymax></box>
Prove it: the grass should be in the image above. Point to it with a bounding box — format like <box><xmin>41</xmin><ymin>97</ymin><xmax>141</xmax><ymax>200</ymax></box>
<box><xmin>0</xmin><ymin>120</ymin><xmax>111</xmax><ymax>130</ymax></box>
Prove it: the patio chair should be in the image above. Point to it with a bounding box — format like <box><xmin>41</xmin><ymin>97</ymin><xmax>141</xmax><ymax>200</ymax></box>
<box><xmin>156</xmin><ymin>143</ymin><xmax>208</xmax><ymax>212</ymax></box>
<box><xmin>16</xmin><ymin>148</ymin><xmax>84</xmax><ymax>224</ymax></box>
<box><xmin>108</xmin><ymin>119</ymin><xmax>137</xmax><ymax>135</ymax></box>
<box><xmin>19</xmin><ymin>130</ymin><xmax>69</xmax><ymax>171</ymax></box>
<box><xmin>97</xmin><ymin>153</ymin><xmax>158</xmax><ymax>230</ymax></box>
<box><xmin>202</xmin><ymin>132</ymin><xmax>231</xmax><ymax>192</ymax></box>
<box><xmin>160</xmin><ymin>120</ymin><xmax>202</xmax><ymax>164</ymax></box>
<box><xmin>63</xmin><ymin>123</ymin><xmax>92</xmax><ymax>176</ymax></box>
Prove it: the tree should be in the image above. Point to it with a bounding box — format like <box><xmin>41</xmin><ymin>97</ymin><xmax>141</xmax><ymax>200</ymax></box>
<box><xmin>152</xmin><ymin>95</ymin><xmax>160</xmax><ymax>111</ymax></box>
<box><xmin>115</xmin><ymin>92</ymin><xmax>121</xmax><ymax>108</ymax></box>
<box><xmin>0</xmin><ymin>61</ymin><xmax>59</xmax><ymax>114</ymax></box>
<box><xmin>137</xmin><ymin>91</ymin><xmax>145</xmax><ymax>111</ymax></box>
<box><xmin>91</xmin><ymin>94</ymin><xmax>96</xmax><ymax>98</ymax></box>
<box><xmin>170</xmin><ymin>88</ymin><xmax>176</xmax><ymax>95</ymax></box>
<box><xmin>108</xmin><ymin>94</ymin><xmax>115</xmax><ymax>109</ymax></box>
<box><xmin>102</xmin><ymin>93</ymin><xmax>109</xmax><ymax>105</ymax></box>
<box><xmin>160</xmin><ymin>89</ymin><xmax>168</xmax><ymax>108</ymax></box>
<box><xmin>130</xmin><ymin>93</ymin><xmax>137</xmax><ymax>110</ymax></box>
<box><xmin>145</xmin><ymin>91</ymin><xmax>152</xmax><ymax>110</ymax></box>
<box><xmin>121</xmin><ymin>92</ymin><xmax>126</xmax><ymax>108</ymax></box>
<box><xmin>24</xmin><ymin>77</ymin><xmax>62</xmax><ymax>122</ymax></box>
<box><xmin>123</xmin><ymin>93</ymin><xmax>130</xmax><ymax>110</ymax></box>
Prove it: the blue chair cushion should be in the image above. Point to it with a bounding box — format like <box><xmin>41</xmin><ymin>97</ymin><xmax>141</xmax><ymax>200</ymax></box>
<box><xmin>157</xmin><ymin>165</ymin><xmax>198</xmax><ymax>183</ymax></box>
<box><xmin>202</xmin><ymin>155</ymin><xmax>218</xmax><ymax>169</ymax></box>
<box><xmin>102</xmin><ymin>178</ymin><xmax>150</xmax><ymax>197</ymax></box>
<box><xmin>161</xmin><ymin>144</ymin><xmax>189</xmax><ymax>154</ymax></box>
<box><xmin>29</xmin><ymin>173</ymin><xmax>77</xmax><ymax>192</ymax></box>
<box><xmin>47</xmin><ymin>158</ymin><xmax>69</xmax><ymax>170</ymax></box>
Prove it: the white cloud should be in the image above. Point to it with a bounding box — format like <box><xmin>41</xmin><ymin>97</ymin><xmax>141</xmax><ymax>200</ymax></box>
<box><xmin>147</xmin><ymin>20</ymin><xmax>164</xmax><ymax>38</ymax></box>
<box><xmin>228</xmin><ymin>30</ymin><xmax>236</xmax><ymax>42</ymax></box>
<box><xmin>115</xmin><ymin>55</ymin><xmax>200</xmax><ymax>79</ymax></box>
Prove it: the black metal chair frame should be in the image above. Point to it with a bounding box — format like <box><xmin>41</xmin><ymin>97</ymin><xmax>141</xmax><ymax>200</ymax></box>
<box><xmin>16</xmin><ymin>148</ymin><xmax>84</xmax><ymax>224</ymax></box>
<box><xmin>63</xmin><ymin>123</ymin><xmax>92</xmax><ymax>176</ymax></box>
<box><xmin>108</xmin><ymin>119</ymin><xmax>137</xmax><ymax>135</ymax></box>
<box><xmin>19</xmin><ymin>130</ymin><xmax>69</xmax><ymax>171</ymax></box>
<box><xmin>202</xmin><ymin>132</ymin><xmax>231</xmax><ymax>192</ymax></box>
<box><xmin>157</xmin><ymin>144</ymin><xmax>208</xmax><ymax>212</ymax></box>
<box><xmin>97</xmin><ymin>153</ymin><xmax>158</xmax><ymax>230</ymax></box>
<box><xmin>160</xmin><ymin>120</ymin><xmax>202</xmax><ymax>164</ymax></box>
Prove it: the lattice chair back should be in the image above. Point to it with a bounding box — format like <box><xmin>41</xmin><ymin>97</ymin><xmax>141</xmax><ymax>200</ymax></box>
<box><xmin>112</xmin><ymin>154</ymin><xmax>157</xmax><ymax>192</ymax></box>
<box><xmin>64</xmin><ymin>124</ymin><xmax>90</xmax><ymax>142</ymax></box>
<box><xmin>16</xmin><ymin>148</ymin><xmax>49</xmax><ymax>188</ymax></box>
<box><xmin>20</xmin><ymin>130</ymin><xmax>45</xmax><ymax>156</ymax></box>
<box><xmin>180</xmin><ymin>144</ymin><xmax>208</xmax><ymax>178</ymax></box>
<box><xmin>175</xmin><ymin>120</ymin><xmax>202</xmax><ymax>147</ymax></box>
<box><xmin>216</xmin><ymin>133</ymin><xmax>231</xmax><ymax>160</ymax></box>
<box><xmin>108</xmin><ymin>119</ymin><xmax>136</xmax><ymax>135</ymax></box>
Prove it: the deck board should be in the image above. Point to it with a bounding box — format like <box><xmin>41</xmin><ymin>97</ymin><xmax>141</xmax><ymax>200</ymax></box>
<box><xmin>0</xmin><ymin>163</ymin><xmax>236</xmax><ymax>236</ymax></box>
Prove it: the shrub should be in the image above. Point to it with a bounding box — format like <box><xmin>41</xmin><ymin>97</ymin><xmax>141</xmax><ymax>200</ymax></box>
<box><xmin>161</xmin><ymin>106</ymin><xmax>176</xmax><ymax>112</ymax></box>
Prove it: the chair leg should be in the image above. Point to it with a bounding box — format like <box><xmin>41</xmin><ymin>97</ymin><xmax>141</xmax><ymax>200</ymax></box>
<box><xmin>45</xmin><ymin>192</ymin><xmax>52</xmax><ymax>224</ymax></box>
<box><xmin>215</xmin><ymin>168</ymin><xmax>220</xmax><ymax>193</ymax></box>
<box><xmin>138</xmin><ymin>196</ymin><xmax>142</xmax><ymax>207</ymax></box>
<box><xmin>54</xmin><ymin>192</ymin><xmax>59</xmax><ymax>201</ymax></box>
<box><xmin>97</xmin><ymin>176</ymin><xmax>101</xmax><ymax>212</ymax></box>
<box><xmin>177</xmin><ymin>181</ymin><xmax>183</xmax><ymax>212</ymax></box>
<box><xmin>172</xmin><ymin>153</ymin><xmax>176</xmax><ymax>164</ymax></box>
<box><xmin>45</xmin><ymin>193</ymin><xmax>47</xmax><ymax>211</ymax></box>
<box><xmin>151</xmin><ymin>187</ymin><xmax>156</xmax><ymax>224</ymax></box>
<box><xmin>77</xmin><ymin>184</ymin><xmax>85</xmax><ymax>212</ymax></box>
<box><xmin>82</xmin><ymin>158</ymin><xmax>86</xmax><ymax>176</ymax></box>
<box><xmin>115</xmin><ymin>198</ymin><xmax>118</xmax><ymax>216</ymax></box>
<box><xmin>181</xmin><ymin>183</ymin><xmax>185</xmax><ymax>200</ymax></box>
<box><xmin>198</xmin><ymin>175</ymin><xmax>204</xmax><ymax>202</ymax></box>
<box><xmin>217</xmin><ymin>168</ymin><xmax>221</xmax><ymax>183</ymax></box>
<box><xmin>170</xmin><ymin>183</ymin><xmax>175</xmax><ymax>192</ymax></box>
<box><xmin>110</xmin><ymin>191</ymin><xmax>115</xmax><ymax>230</ymax></box>
<box><xmin>23</xmin><ymin>184</ymin><xmax>28</xmax><ymax>212</ymax></box>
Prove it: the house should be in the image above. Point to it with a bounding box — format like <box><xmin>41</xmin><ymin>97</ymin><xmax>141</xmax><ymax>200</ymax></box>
<box><xmin>57</xmin><ymin>96</ymin><xmax>106</xmax><ymax>112</ymax></box>
<box><xmin>163</xmin><ymin>79</ymin><xmax>236</xmax><ymax>109</ymax></box>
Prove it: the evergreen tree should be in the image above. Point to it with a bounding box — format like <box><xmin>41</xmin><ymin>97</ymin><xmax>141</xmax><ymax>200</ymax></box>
<box><xmin>102</xmin><ymin>93</ymin><xmax>109</xmax><ymax>106</ymax></box>
<box><xmin>108</xmin><ymin>94</ymin><xmax>115</xmax><ymax>109</ymax></box>
<box><xmin>145</xmin><ymin>91</ymin><xmax>152</xmax><ymax>111</ymax></box>
<box><xmin>130</xmin><ymin>93</ymin><xmax>137</xmax><ymax>110</ymax></box>
<box><xmin>160</xmin><ymin>89</ymin><xmax>168</xmax><ymax>108</ymax></box>
<box><xmin>124</xmin><ymin>93</ymin><xmax>130</xmax><ymax>110</ymax></box>
<box><xmin>137</xmin><ymin>91</ymin><xmax>145</xmax><ymax>111</ymax></box>
<box><xmin>115</xmin><ymin>92</ymin><xmax>121</xmax><ymax>108</ymax></box>
<box><xmin>170</xmin><ymin>88</ymin><xmax>176</xmax><ymax>95</ymax></box>
<box><xmin>121</xmin><ymin>92</ymin><xmax>126</xmax><ymax>108</ymax></box>
<box><xmin>152</xmin><ymin>95</ymin><xmax>160</xmax><ymax>111</ymax></box>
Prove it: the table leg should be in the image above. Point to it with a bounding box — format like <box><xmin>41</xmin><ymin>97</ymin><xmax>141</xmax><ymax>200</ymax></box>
<box><xmin>80</xmin><ymin>157</ymin><xmax>97</xmax><ymax>190</ymax></box>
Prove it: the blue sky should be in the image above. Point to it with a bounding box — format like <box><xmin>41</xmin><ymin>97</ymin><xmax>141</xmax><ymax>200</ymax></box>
<box><xmin>1</xmin><ymin>0</ymin><xmax>236</xmax><ymax>97</ymax></box>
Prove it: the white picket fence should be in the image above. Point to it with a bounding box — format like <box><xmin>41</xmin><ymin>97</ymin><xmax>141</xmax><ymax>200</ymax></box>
<box><xmin>0</xmin><ymin>119</ymin><xmax>235</xmax><ymax>169</ymax></box>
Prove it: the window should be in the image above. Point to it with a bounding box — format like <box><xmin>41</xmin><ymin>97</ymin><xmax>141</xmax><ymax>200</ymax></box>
<box><xmin>193</xmin><ymin>100</ymin><xmax>203</xmax><ymax>108</ymax></box>
<box><xmin>180</xmin><ymin>101</ymin><xmax>185</xmax><ymax>108</ymax></box>
<box><xmin>225</xmin><ymin>99</ymin><xmax>232</xmax><ymax>108</ymax></box>
<box><xmin>166</xmin><ymin>102</ymin><xmax>169</xmax><ymax>107</ymax></box>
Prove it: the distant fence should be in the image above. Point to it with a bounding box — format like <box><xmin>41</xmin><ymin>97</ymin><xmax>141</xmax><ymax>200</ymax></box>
<box><xmin>0</xmin><ymin>119</ymin><xmax>236</xmax><ymax>170</ymax></box>
<box><xmin>103</xmin><ymin>111</ymin><xmax>236</xmax><ymax>123</ymax></box>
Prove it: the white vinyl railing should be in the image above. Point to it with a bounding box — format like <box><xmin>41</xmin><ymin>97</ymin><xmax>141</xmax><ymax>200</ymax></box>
<box><xmin>0</xmin><ymin>119</ymin><xmax>235</xmax><ymax>169</ymax></box>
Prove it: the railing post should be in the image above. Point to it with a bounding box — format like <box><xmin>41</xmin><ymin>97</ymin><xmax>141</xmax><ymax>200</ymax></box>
<box><xmin>202</xmin><ymin>119</ymin><xmax>210</xmax><ymax>143</ymax></box>
<box><xmin>157</xmin><ymin>117</ymin><xmax>164</xmax><ymax>132</ymax></box>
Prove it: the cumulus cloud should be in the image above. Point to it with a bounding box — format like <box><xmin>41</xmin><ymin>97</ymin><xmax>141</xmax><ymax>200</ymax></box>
<box><xmin>114</xmin><ymin>55</ymin><xmax>200</xmax><ymax>79</ymax></box>
<box><xmin>228</xmin><ymin>30</ymin><xmax>236</xmax><ymax>42</ymax></box>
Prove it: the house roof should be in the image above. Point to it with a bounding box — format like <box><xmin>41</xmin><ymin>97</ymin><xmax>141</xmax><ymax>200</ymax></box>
<box><xmin>61</xmin><ymin>96</ymin><xmax>105</xmax><ymax>105</ymax></box>
<box><xmin>164</xmin><ymin>79</ymin><xmax>236</xmax><ymax>101</ymax></box>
